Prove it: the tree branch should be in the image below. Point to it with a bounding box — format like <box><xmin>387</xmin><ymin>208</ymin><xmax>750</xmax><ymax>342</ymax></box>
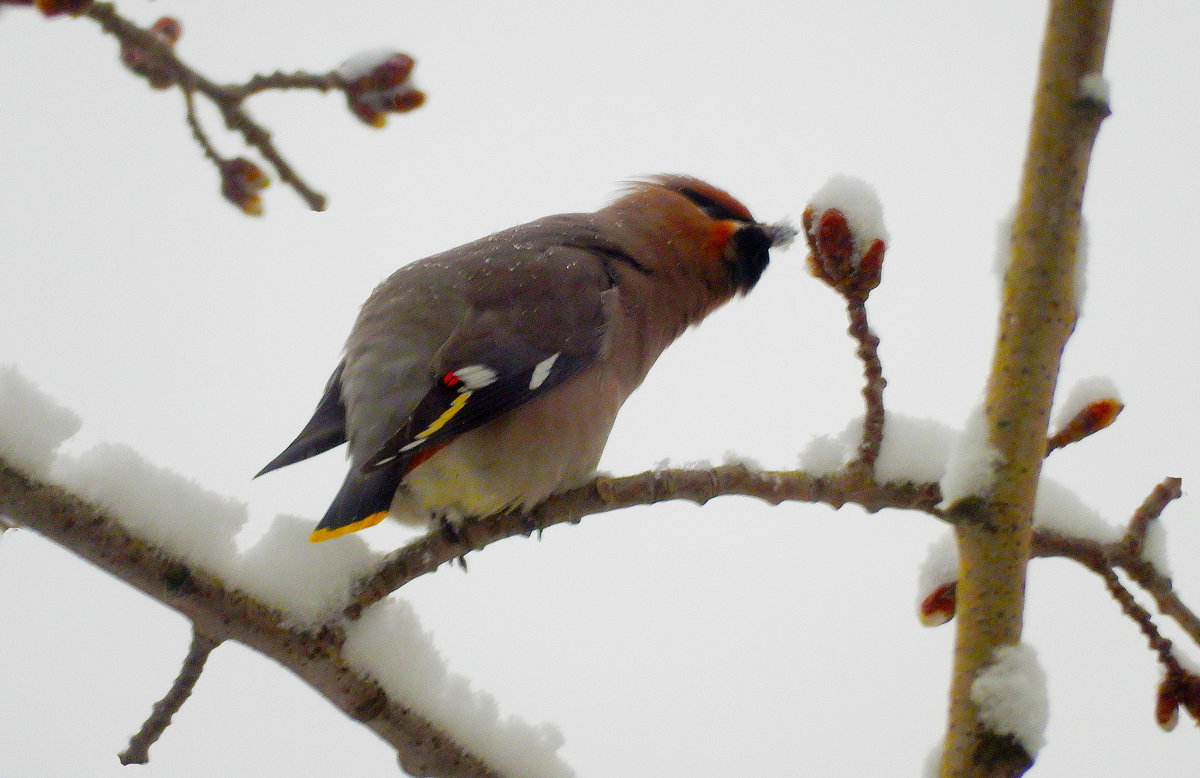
<box><xmin>941</xmin><ymin>2</ymin><xmax>1113</xmax><ymax>775</ymax></box>
<box><xmin>0</xmin><ymin>460</ymin><xmax>504</xmax><ymax>778</ymax></box>
<box><xmin>346</xmin><ymin>465</ymin><xmax>940</xmax><ymax>617</ymax></box>
<box><xmin>83</xmin><ymin>2</ymin><xmax>330</xmax><ymax>211</ymax></box>
<box><xmin>45</xmin><ymin>2</ymin><xmax>420</xmax><ymax>213</ymax></box>
<box><xmin>1031</xmin><ymin>477</ymin><xmax>1200</xmax><ymax>730</ymax></box>
<box><xmin>0</xmin><ymin>450</ymin><xmax>938</xmax><ymax>775</ymax></box>
<box><xmin>2</xmin><ymin>456</ymin><xmax>1194</xmax><ymax>770</ymax></box>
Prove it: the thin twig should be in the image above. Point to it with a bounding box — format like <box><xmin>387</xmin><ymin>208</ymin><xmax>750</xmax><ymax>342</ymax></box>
<box><xmin>224</xmin><ymin>70</ymin><xmax>346</xmax><ymax>100</ymax></box>
<box><xmin>1032</xmin><ymin>476</ymin><xmax>1195</xmax><ymax>700</ymax></box>
<box><xmin>1119</xmin><ymin>476</ymin><xmax>1182</xmax><ymax>559</ymax></box>
<box><xmin>119</xmin><ymin>628</ymin><xmax>222</xmax><ymax>765</ymax></box>
<box><xmin>216</xmin><ymin>108</ymin><xmax>326</xmax><ymax>211</ymax></box>
<box><xmin>84</xmin><ymin>2</ymin><xmax>334</xmax><ymax>210</ymax></box>
<box><xmin>1099</xmin><ymin>565</ymin><xmax>1181</xmax><ymax>674</ymax></box>
<box><xmin>181</xmin><ymin>87</ymin><xmax>220</xmax><ymax>165</ymax></box>
<box><xmin>846</xmin><ymin>298</ymin><xmax>886</xmax><ymax>472</ymax></box>
<box><xmin>1125</xmin><ymin>565</ymin><xmax>1200</xmax><ymax>650</ymax></box>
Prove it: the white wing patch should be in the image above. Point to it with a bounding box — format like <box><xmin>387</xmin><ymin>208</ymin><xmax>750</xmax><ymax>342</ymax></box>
<box><xmin>453</xmin><ymin>364</ymin><xmax>498</xmax><ymax>389</ymax></box>
<box><xmin>529</xmin><ymin>353</ymin><xmax>560</xmax><ymax>390</ymax></box>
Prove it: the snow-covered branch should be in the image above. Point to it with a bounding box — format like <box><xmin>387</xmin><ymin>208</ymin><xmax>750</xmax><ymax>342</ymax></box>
<box><xmin>0</xmin><ymin>459</ymin><xmax>513</xmax><ymax>778</ymax></box>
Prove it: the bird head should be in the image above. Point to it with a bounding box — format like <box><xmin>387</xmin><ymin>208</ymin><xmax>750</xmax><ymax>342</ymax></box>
<box><xmin>608</xmin><ymin>175</ymin><xmax>795</xmax><ymax>308</ymax></box>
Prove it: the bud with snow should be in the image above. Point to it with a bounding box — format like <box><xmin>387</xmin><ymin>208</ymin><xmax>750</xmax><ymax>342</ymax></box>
<box><xmin>917</xmin><ymin>531</ymin><xmax>959</xmax><ymax>626</ymax></box>
<box><xmin>802</xmin><ymin>175</ymin><xmax>888</xmax><ymax>299</ymax></box>
<box><xmin>338</xmin><ymin>50</ymin><xmax>426</xmax><ymax>128</ymax></box>
<box><xmin>1046</xmin><ymin>377</ymin><xmax>1123</xmax><ymax>454</ymax></box>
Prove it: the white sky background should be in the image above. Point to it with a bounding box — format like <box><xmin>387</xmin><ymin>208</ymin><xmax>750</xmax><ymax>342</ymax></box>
<box><xmin>2</xmin><ymin>1</ymin><xmax>1200</xmax><ymax>775</ymax></box>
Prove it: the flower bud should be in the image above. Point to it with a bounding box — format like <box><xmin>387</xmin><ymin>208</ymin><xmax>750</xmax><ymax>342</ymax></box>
<box><xmin>1157</xmin><ymin>680</ymin><xmax>1181</xmax><ymax>731</ymax></box>
<box><xmin>338</xmin><ymin>50</ymin><xmax>426</xmax><ymax>128</ymax></box>
<box><xmin>803</xmin><ymin>176</ymin><xmax>889</xmax><ymax>300</ymax></box>
<box><xmin>120</xmin><ymin>17</ymin><xmax>182</xmax><ymax>89</ymax></box>
<box><xmin>220</xmin><ymin>158</ymin><xmax>269</xmax><ymax>216</ymax></box>
<box><xmin>35</xmin><ymin>0</ymin><xmax>93</xmax><ymax>17</ymax></box>
<box><xmin>918</xmin><ymin>581</ymin><xmax>957</xmax><ymax>627</ymax></box>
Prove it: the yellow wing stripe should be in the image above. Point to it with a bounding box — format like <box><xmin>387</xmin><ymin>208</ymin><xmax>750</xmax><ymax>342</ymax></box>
<box><xmin>310</xmin><ymin>390</ymin><xmax>475</xmax><ymax>543</ymax></box>
<box><xmin>416</xmin><ymin>390</ymin><xmax>472</xmax><ymax>439</ymax></box>
<box><xmin>309</xmin><ymin>510</ymin><xmax>389</xmax><ymax>543</ymax></box>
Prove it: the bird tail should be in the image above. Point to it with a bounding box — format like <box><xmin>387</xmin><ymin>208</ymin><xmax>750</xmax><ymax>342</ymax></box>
<box><xmin>309</xmin><ymin>464</ymin><xmax>402</xmax><ymax>542</ymax></box>
<box><xmin>256</xmin><ymin>363</ymin><xmax>348</xmax><ymax>478</ymax></box>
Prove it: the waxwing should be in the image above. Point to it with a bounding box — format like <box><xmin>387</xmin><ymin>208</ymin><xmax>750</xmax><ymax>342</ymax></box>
<box><xmin>258</xmin><ymin>175</ymin><xmax>794</xmax><ymax>542</ymax></box>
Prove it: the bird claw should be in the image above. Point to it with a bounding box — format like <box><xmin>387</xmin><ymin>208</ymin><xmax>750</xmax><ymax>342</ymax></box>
<box><xmin>435</xmin><ymin>515</ymin><xmax>471</xmax><ymax>571</ymax></box>
<box><xmin>436</xmin><ymin>514</ymin><xmax>461</xmax><ymax>543</ymax></box>
<box><xmin>517</xmin><ymin>512</ymin><xmax>542</xmax><ymax>538</ymax></box>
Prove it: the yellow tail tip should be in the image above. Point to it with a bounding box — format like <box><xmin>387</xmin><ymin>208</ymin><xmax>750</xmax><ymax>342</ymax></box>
<box><xmin>308</xmin><ymin>510</ymin><xmax>390</xmax><ymax>543</ymax></box>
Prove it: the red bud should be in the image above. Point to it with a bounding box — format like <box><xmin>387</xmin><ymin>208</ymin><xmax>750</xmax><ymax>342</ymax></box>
<box><xmin>151</xmin><ymin>16</ymin><xmax>182</xmax><ymax>45</ymax></box>
<box><xmin>339</xmin><ymin>50</ymin><xmax>424</xmax><ymax>127</ymax></box>
<box><xmin>35</xmin><ymin>0</ymin><xmax>92</xmax><ymax>17</ymax></box>
<box><xmin>220</xmin><ymin>158</ymin><xmax>269</xmax><ymax>216</ymax></box>
<box><xmin>1047</xmin><ymin>398</ymin><xmax>1124</xmax><ymax>453</ymax></box>
<box><xmin>372</xmin><ymin>53</ymin><xmax>415</xmax><ymax>89</ymax></box>
<box><xmin>1158</xmin><ymin>680</ymin><xmax>1181</xmax><ymax>731</ymax></box>
<box><xmin>803</xmin><ymin>205</ymin><xmax>887</xmax><ymax>299</ymax></box>
<box><xmin>919</xmin><ymin>581</ymin><xmax>957</xmax><ymax>627</ymax></box>
<box><xmin>385</xmin><ymin>88</ymin><xmax>425</xmax><ymax>113</ymax></box>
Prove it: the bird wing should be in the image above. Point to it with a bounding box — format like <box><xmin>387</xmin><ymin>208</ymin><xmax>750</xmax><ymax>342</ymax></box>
<box><xmin>362</xmin><ymin>245</ymin><xmax>620</xmax><ymax>473</ymax></box>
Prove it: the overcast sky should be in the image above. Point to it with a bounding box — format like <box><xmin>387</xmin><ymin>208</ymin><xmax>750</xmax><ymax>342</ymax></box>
<box><xmin>2</xmin><ymin>1</ymin><xmax>1200</xmax><ymax>776</ymax></box>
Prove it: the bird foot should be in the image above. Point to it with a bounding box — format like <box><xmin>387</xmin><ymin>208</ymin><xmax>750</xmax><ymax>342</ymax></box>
<box><xmin>436</xmin><ymin>516</ymin><xmax>470</xmax><ymax>571</ymax></box>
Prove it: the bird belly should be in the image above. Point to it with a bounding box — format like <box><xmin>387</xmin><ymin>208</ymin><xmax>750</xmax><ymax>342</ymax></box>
<box><xmin>396</xmin><ymin>370</ymin><xmax>625</xmax><ymax>523</ymax></box>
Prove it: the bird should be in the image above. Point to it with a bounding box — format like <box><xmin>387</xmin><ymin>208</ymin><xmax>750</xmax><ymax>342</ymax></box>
<box><xmin>257</xmin><ymin>175</ymin><xmax>795</xmax><ymax>542</ymax></box>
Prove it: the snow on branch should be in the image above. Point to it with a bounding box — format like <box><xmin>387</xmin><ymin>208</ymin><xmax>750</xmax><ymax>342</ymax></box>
<box><xmin>0</xmin><ymin>365</ymin><xmax>568</xmax><ymax>776</ymax></box>
<box><xmin>970</xmin><ymin>643</ymin><xmax>1048</xmax><ymax>756</ymax></box>
<box><xmin>345</xmin><ymin>600</ymin><xmax>574</xmax><ymax>778</ymax></box>
<box><xmin>0</xmin><ymin>457</ymin><xmax>537</xmax><ymax>777</ymax></box>
<box><xmin>0</xmin><ymin>365</ymin><xmax>80</xmax><ymax>479</ymax></box>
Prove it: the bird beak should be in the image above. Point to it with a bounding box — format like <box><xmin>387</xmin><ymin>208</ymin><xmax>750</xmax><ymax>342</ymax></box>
<box><xmin>762</xmin><ymin>219</ymin><xmax>799</xmax><ymax>249</ymax></box>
